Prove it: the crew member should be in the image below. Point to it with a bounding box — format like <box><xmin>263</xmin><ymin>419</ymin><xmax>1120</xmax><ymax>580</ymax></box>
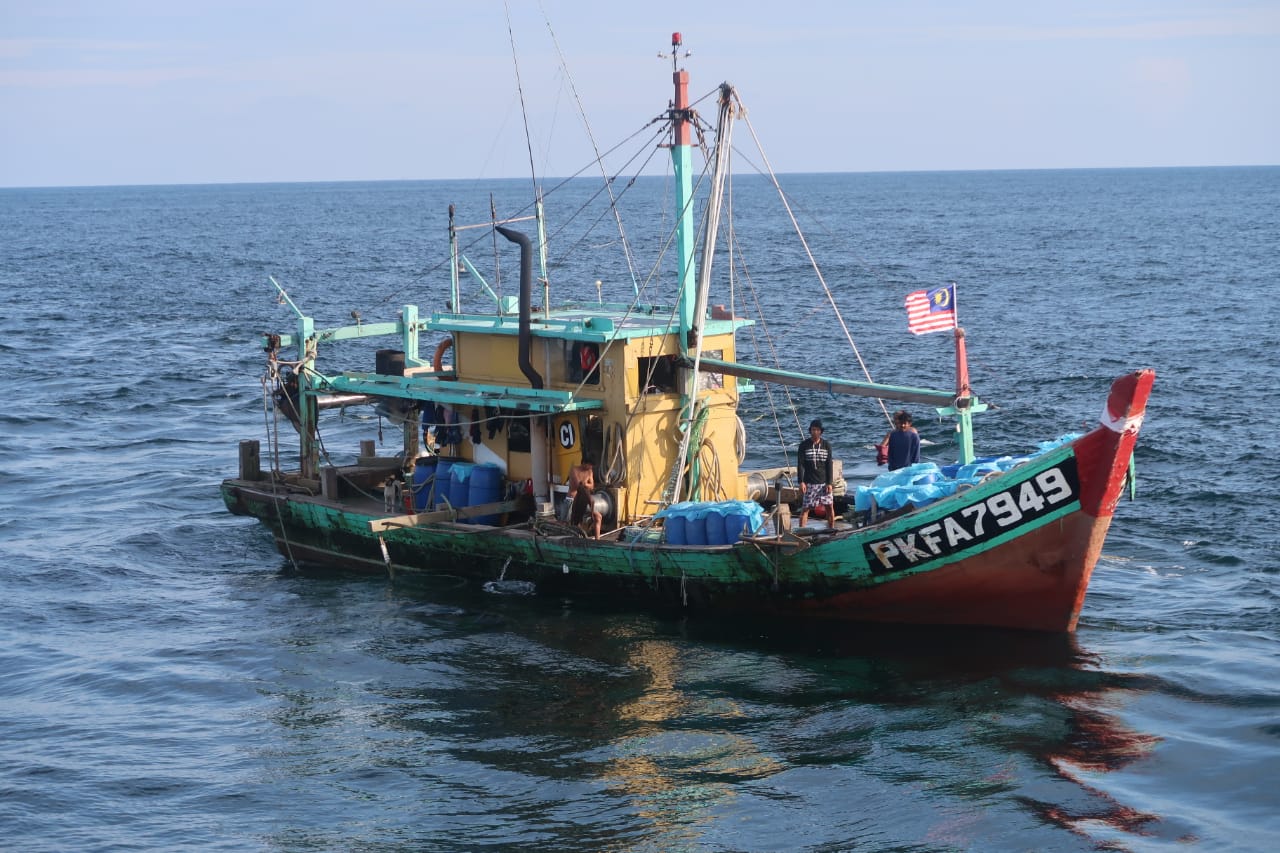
<box><xmin>564</xmin><ymin>454</ymin><xmax>602</xmax><ymax>539</ymax></box>
<box><xmin>883</xmin><ymin>410</ymin><xmax>921</xmax><ymax>471</ymax></box>
<box><xmin>797</xmin><ymin>419</ymin><xmax>835</xmax><ymax>530</ymax></box>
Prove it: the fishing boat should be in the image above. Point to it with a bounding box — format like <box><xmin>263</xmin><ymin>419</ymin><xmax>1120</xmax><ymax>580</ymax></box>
<box><xmin>221</xmin><ymin>33</ymin><xmax>1154</xmax><ymax>633</ymax></box>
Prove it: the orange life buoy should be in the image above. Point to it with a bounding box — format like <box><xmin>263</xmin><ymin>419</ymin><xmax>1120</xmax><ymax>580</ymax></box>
<box><xmin>432</xmin><ymin>337</ymin><xmax>454</xmax><ymax>372</ymax></box>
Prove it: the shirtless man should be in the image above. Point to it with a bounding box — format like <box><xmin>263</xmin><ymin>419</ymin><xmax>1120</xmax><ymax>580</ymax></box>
<box><xmin>564</xmin><ymin>455</ymin><xmax>602</xmax><ymax>539</ymax></box>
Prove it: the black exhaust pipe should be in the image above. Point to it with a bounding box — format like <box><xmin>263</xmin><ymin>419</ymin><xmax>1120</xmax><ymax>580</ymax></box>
<box><xmin>495</xmin><ymin>225</ymin><xmax>543</xmax><ymax>390</ymax></box>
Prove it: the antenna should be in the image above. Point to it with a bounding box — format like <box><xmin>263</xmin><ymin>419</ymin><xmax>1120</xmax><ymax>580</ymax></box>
<box><xmin>658</xmin><ymin>31</ymin><xmax>691</xmax><ymax>71</ymax></box>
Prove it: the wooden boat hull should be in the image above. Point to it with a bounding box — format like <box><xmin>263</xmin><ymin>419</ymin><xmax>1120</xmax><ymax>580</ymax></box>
<box><xmin>222</xmin><ymin>370</ymin><xmax>1153</xmax><ymax>633</ymax></box>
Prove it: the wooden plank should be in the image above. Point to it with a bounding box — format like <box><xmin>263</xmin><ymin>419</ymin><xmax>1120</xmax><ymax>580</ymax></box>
<box><xmin>321</xmin><ymin>467</ymin><xmax>340</xmax><ymax>500</ymax></box>
<box><xmin>354</xmin><ymin>456</ymin><xmax>403</xmax><ymax>469</ymax></box>
<box><xmin>369</xmin><ymin>499</ymin><xmax>520</xmax><ymax>532</ymax></box>
<box><xmin>238</xmin><ymin>440</ymin><xmax>261</xmax><ymax>481</ymax></box>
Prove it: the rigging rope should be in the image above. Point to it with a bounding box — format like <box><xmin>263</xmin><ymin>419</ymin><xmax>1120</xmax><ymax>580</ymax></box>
<box><xmin>503</xmin><ymin>1</ymin><xmax>540</xmax><ymax>198</ymax></box>
<box><xmin>560</xmin><ymin>134</ymin><xmax>717</xmax><ymax>409</ymax></box>
<box><xmin>539</xmin><ymin>5</ymin><xmax>642</xmax><ymax>296</ymax></box>
<box><xmin>734</xmin><ymin>236</ymin><xmax>803</xmax><ymax>461</ymax></box>
<box><xmin>543</xmin><ymin>126</ymin><xmax>667</xmax><ymax>272</ymax></box>
<box><xmin>260</xmin><ymin>360</ymin><xmax>300</xmax><ymax>573</ymax></box>
<box><xmin>739</xmin><ymin>108</ymin><xmax>894</xmax><ymax>427</ymax></box>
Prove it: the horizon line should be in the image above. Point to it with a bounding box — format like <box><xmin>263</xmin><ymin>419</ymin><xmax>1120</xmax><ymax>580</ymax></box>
<box><xmin>2</xmin><ymin>162</ymin><xmax>1276</xmax><ymax>192</ymax></box>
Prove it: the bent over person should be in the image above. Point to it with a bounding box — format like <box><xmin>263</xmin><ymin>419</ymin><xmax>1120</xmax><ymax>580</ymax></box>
<box><xmin>797</xmin><ymin>419</ymin><xmax>835</xmax><ymax>530</ymax></box>
<box><xmin>563</xmin><ymin>455</ymin><xmax>602</xmax><ymax>539</ymax></box>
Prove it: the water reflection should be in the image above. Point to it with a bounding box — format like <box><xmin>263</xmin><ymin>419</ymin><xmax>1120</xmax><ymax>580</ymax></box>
<box><xmin>697</xmin><ymin>618</ymin><xmax>1170</xmax><ymax>844</ymax></box>
<box><xmin>599</xmin><ymin>636</ymin><xmax>788</xmax><ymax>844</ymax></box>
<box><xmin>1035</xmin><ymin>691</ymin><xmax>1164</xmax><ymax>842</ymax></box>
<box><xmin>254</xmin><ymin>577</ymin><xmax>1169</xmax><ymax>849</ymax></box>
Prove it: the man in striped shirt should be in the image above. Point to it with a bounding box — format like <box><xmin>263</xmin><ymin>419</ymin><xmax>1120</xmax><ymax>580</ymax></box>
<box><xmin>797</xmin><ymin>419</ymin><xmax>835</xmax><ymax>530</ymax></box>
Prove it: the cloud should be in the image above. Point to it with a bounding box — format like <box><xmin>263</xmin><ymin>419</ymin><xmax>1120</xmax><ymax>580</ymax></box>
<box><xmin>0</xmin><ymin>37</ymin><xmax>211</xmax><ymax>87</ymax></box>
<box><xmin>921</xmin><ymin>7</ymin><xmax>1280</xmax><ymax>43</ymax></box>
<box><xmin>0</xmin><ymin>66</ymin><xmax>216</xmax><ymax>87</ymax></box>
<box><xmin>0</xmin><ymin>37</ymin><xmax>163</xmax><ymax>59</ymax></box>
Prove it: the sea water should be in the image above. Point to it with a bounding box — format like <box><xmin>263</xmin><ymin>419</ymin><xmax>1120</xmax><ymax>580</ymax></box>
<box><xmin>1</xmin><ymin>168</ymin><xmax>1278</xmax><ymax>850</ymax></box>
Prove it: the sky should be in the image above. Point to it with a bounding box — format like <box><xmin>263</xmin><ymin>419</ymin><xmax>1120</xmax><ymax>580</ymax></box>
<box><xmin>1</xmin><ymin>0</ymin><xmax>1277</xmax><ymax>187</ymax></box>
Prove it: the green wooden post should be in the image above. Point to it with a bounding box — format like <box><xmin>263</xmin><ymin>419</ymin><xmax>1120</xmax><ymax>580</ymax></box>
<box><xmin>400</xmin><ymin>304</ymin><xmax>422</xmax><ymax>462</ymax></box>
<box><xmin>934</xmin><ymin>399</ymin><xmax>987</xmax><ymax>465</ymax></box>
<box><xmin>956</xmin><ymin>406</ymin><xmax>975</xmax><ymax>465</ymax></box>
<box><xmin>297</xmin><ymin>315</ymin><xmax>318</xmax><ymax>479</ymax></box>
<box><xmin>402</xmin><ymin>304</ymin><xmax>419</xmax><ymax>364</ymax></box>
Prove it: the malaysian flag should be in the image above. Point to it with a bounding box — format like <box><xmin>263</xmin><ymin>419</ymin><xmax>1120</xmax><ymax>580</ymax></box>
<box><xmin>905</xmin><ymin>283</ymin><xmax>957</xmax><ymax>335</ymax></box>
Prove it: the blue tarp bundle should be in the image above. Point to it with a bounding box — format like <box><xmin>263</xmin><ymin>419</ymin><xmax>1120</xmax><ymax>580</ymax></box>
<box><xmin>853</xmin><ymin>463</ymin><xmax>954</xmax><ymax>512</ymax></box>
<box><xmin>657</xmin><ymin>500</ymin><xmax>767</xmax><ymax>545</ymax></box>
<box><xmin>854</xmin><ymin>433</ymin><xmax>1082</xmax><ymax>513</ymax></box>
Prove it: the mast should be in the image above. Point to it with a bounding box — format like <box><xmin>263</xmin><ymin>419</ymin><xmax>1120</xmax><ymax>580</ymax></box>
<box><xmin>664</xmin><ymin>31</ymin><xmax>699</xmax><ymax>505</ymax></box>
<box><xmin>690</xmin><ymin>83</ymin><xmax>734</xmax><ymax>351</ymax></box>
<box><xmin>669</xmin><ymin>32</ymin><xmax>698</xmax><ymax>355</ymax></box>
<box><xmin>665</xmin><ymin>34</ymin><xmax>738</xmax><ymax>504</ymax></box>
<box><xmin>536</xmin><ymin>188</ymin><xmax>550</xmax><ymax>322</ymax></box>
<box><xmin>448</xmin><ymin>204</ymin><xmax>460</xmax><ymax>313</ymax></box>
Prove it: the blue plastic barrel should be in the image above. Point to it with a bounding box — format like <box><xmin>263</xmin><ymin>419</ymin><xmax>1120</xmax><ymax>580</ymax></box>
<box><xmin>665</xmin><ymin>515</ymin><xmax>688</xmax><ymax>545</ymax></box>
<box><xmin>468</xmin><ymin>463</ymin><xmax>503</xmax><ymax>524</ymax></box>
<box><xmin>412</xmin><ymin>458</ymin><xmax>437</xmax><ymax>511</ymax></box>
<box><xmin>721</xmin><ymin>501</ymin><xmax>761</xmax><ymax>543</ymax></box>
<box><xmin>703</xmin><ymin>503</ymin><xmax>729</xmax><ymax>546</ymax></box>
<box><xmin>685</xmin><ymin>505</ymin><xmax>710</xmax><ymax>546</ymax></box>
<box><xmin>448</xmin><ymin>462</ymin><xmax>475</xmax><ymax>511</ymax></box>
<box><xmin>432</xmin><ymin>457</ymin><xmax>456</xmax><ymax>508</ymax></box>
<box><xmin>661</xmin><ymin>501</ymin><xmax>696</xmax><ymax>545</ymax></box>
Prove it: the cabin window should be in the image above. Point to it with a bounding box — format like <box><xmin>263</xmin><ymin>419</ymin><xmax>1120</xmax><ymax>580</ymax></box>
<box><xmin>508</xmin><ymin>417</ymin><xmax>531</xmax><ymax>453</ymax></box>
<box><xmin>568</xmin><ymin>341</ymin><xmax>601</xmax><ymax>385</ymax></box>
<box><xmin>638</xmin><ymin>355</ymin><xmax>679</xmax><ymax>394</ymax></box>
<box><xmin>583</xmin><ymin>415</ymin><xmax>604</xmax><ymax>465</ymax></box>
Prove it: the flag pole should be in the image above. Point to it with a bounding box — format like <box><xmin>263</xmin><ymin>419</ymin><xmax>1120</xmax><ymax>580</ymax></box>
<box><xmin>951</xmin><ymin>282</ymin><xmax>968</xmax><ymax>398</ymax></box>
<box><xmin>950</xmin><ymin>282</ymin><xmax>976</xmax><ymax>464</ymax></box>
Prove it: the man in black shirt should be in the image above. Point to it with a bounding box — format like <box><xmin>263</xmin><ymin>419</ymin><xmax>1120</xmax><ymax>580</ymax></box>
<box><xmin>797</xmin><ymin>419</ymin><xmax>835</xmax><ymax>530</ymax></box>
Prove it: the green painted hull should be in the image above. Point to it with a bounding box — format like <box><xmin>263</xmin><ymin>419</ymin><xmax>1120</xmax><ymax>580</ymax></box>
<box><xmin>222</xmin><ymin>402</ymin><xmax>1140</xmax><ymax>634</ymax></box>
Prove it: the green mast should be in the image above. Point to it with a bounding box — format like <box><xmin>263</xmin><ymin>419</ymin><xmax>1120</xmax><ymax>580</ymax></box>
<box><xmin>663</xmin><ymin>31</ymin><xmax>701</xmax><ymax>505</ymax></box>
<box><xmin>669</xmin><ymin>32</ymin><xmax>697</xmax><ymax>355</ymax></box>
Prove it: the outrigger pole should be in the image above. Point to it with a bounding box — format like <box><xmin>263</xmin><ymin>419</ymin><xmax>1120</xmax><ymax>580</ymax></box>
<box><xmin>679</xmin><ymin>358</ymin><xmax>958</xmax><ymax>408</ymax></box>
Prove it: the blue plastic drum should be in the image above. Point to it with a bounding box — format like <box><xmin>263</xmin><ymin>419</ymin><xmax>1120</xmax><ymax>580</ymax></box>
<box><xmin>448</xmin><ymin>462</ymin><xmax>474</xmax><ymax>511</ymax></box>
<box><xmin>685</xmin><ymin>506</ymin><xmax>710</xmax><ymax>546</ymax></box>
<box><xmin>468</xmin><ymin>463</ymin><xmax>503</xmax><ymax>524</ymax></box>
<box><xmin>702</xmin><ymin>503</ymin><xmax>729</xmax><ymax>546</ymax></box>
<box><xmin>662</xmin><ymin>502</ymin><xmax>696</xmax><ymax>545</ymax></box>
<box><xmin>720</xmin><ymin>502</ymin><xmax>757</xmax><ymax>543</ymax></box>
<box><xmin>412</xmin><ymin>458</ymin><xmax>437</xmax><ymax>511</ymax></box>
<box><xmin>665</xmin><ymin>515</ymin><xmax>688</xmax><ymax>545</ymax></box>
<box><xmin>432</xmin><ymin>457</ymin><xmax>456</xmax><ymax>509</ymax></box>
